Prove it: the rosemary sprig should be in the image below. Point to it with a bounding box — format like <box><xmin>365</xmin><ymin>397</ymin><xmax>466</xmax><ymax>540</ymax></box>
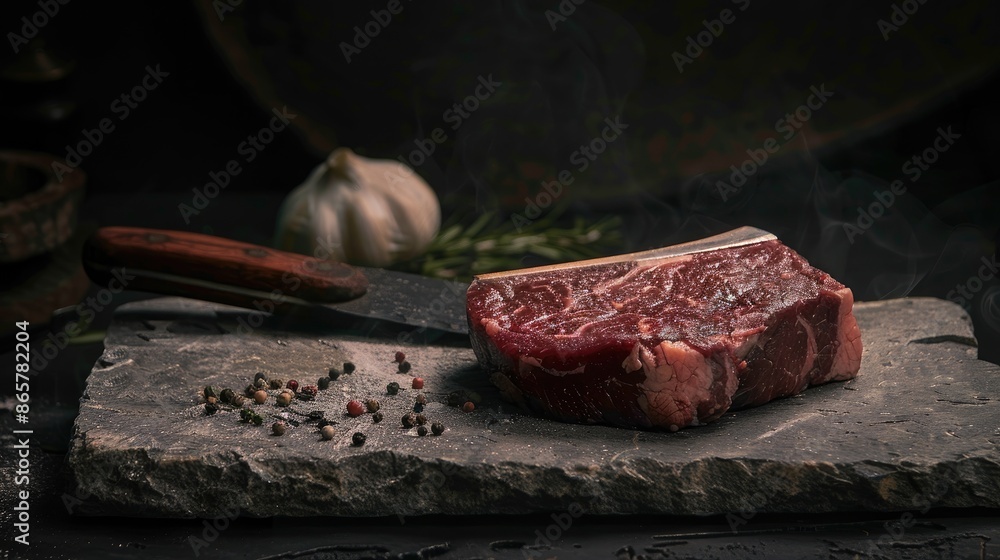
<box><xmin>392</xmin><ymin>204</ymin><xmax>622</xmax><ymax>280</ymax></box>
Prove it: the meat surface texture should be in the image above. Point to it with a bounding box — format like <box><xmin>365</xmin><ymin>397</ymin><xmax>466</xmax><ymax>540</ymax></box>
<box><xmin>466</xmin><ymin>238</ymin><xmax>863</xmax><ymax>430</ymax></box>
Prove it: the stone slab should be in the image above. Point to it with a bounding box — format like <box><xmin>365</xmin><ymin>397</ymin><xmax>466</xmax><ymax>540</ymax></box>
<box><xmin>68</xmin><ymin>297</ymin><xmax>1000</xmax><ymax>517</ymax></box>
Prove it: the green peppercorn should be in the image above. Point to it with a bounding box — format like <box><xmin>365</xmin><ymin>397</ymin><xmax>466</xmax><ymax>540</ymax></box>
<box><xmin>352</xmin><ymin>432</ymin><xmax>366</xmax><ymax>446</ymax></box>
<box><xmin>240</xmin><ymin>409</ymin><xmax>252</xmax><ymax>422</ymax></box>
<box><xmin>269</xmin><ymin>378</ymin><xmax>284</xmax><ymax>390</ymax></box>
<box><xmin>417</xmin><ymin>426</ymin><xmax>428</xmax><ymax>437</ymax></box>
<box><xmin>272</xmin><ymin>422</ymin><xmax>286</xmax><ymax>436</ymax></box>
<box><xmin>204</xmin><ymin>385</ymin><xmax>218</xmax><ymax>399</ymax></box>
<box><xmin>328</xmin><ymin>367</ymin><xmax>342</xmax><ymax>381</ymax></box>
<box><xmin>398</xmin><ymin>361</ymin><xmax>411</xmax><ymax>374</ymax></box>
<box><xmin>415</xmin><ymin>413</ymin><xmax>427</xmax><ymax>425</ymax></box>
<box><xmin>343</xmin><ymin>362</ymin><xmax>356</xmax><ymax>374</ymax></box>
<box><xmin>251</xmin><ymin>413</ymin><xmax>263</xmax><ymax>426</ymax></box>
<box><xmin>386</xmin><ymin>382</ymin><xmax>400</xmax><ymax>396</ymax></box>
<box><xmin>431</xmin><ymin>422</ymin><xmax>445</xmax><ymax>436</ymax></box>
<box><xmin>372</xmin><ymin>411</ymin><xmax>384</xmax><ymax>423</ymax></box>
<box><xmin>219</xmin><ymin>388</ymin><xmax>235</xmax><ymax>404</ymax></box>
<box><xmin>321</xmin><ymin>425</ymin><xmax>335</xmax><ymax>440</ymax></box>
<box><xmin>365</xmin><ymin>399</ymin><xmax>381</xmax><ymax>413</ymax></box>
<box><xmin>318</xmin><ymin>377</ymin><xmax>331</xmax><ymax>390</ymax></box>
<box><xmin>401</xmin><ymin>413</ymin><xmax>416</xmax><ymax>428</ymax></box>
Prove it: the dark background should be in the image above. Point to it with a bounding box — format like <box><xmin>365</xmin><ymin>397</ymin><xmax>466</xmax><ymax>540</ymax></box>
<box><xmin>1</xmin><ymin>1</ymin><xmax>999</xmax><ymax>558</ymax></box>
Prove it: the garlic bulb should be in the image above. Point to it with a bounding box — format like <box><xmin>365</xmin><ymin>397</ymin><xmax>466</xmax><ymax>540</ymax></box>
<box><xmin>274</xmin><ymin>148</ymin><xmax>440</xmax><ymax>267</ymax></box>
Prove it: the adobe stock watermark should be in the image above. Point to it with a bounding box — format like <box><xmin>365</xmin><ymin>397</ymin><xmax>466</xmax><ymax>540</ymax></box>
<box><xmin>946</xmin><ymin>253</ymin><xmax>998</xmax><ymax>312</ymax></box>
<box><xmin>178</xmin><ymin>106</ymin><xmax>296</xmax><ymax>223</ymax></box>
<box><xmin>672</xmin><ymin>0</ymin><xmax>750</xmax><ymax>73</ymax></box>
<box><xmin>511</xmin><ymin>115</ymin><xmax>628</xmax><ymax>231</ymax></box>
<box><xmin>715</xmin><ymin>83</ymin><xmax>833</xmax><ymax>201</ymax></box>
<box><xmin>545</xmin><ymin>0</ymin><xmax>585</xmax><ymax>30</ymax></box>
<box><xmin>7</xmin><ymin>0</ymin><xmax>70</xmax><ymax>54</ymax></box>
<box><xmin>30</xmin><ymin>267</ymin><xmax>135</xmax><ymax>373</ymax></box>
<box><xmin>860</xmin><ymin>476</ymin><xmax>950</xmax><ymax>557</ymax></box>
<box><xmin>522</xmin><ymin>502</ymin><xmax>585</xmax><ymax>559</ymax></box>
<box><xmin>843</xmin><ymin>125</ymin><xmax>960</xmax><ymax>244</ymax></box>
<box><xmin>340</xmin><ymin>0</ymin><xmax>415</xmax><ymax>63</ymax></box>
<box><xmin>187</xmin><ymin>507</ymin><xmax>240</xmax><ymax>557</ymax></box>
<box><xmin>51</xmin><ymin>64</ymin><xmax>170</xmax><ymax>181</ymax></box>
<box><xmin>877</xmin><ymin>0</ymin><xmax>930</xmax><ymax>41</ymax></box>
<box><xmin>383</xmin><ymin>73</ymin><xmax>502</xmax><ymax>182</ymax></box>
<box><xmin>725</xmin><ymin>491</ymin><xmax>769</xmax><ymax>533</ymax></box>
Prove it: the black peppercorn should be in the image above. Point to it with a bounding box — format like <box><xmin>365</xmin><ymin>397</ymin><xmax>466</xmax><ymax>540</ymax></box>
<box><xmin>318</xmin><ymin>377</ymin><xmax>331</xmax><ymax>390</ymax></box>
<box><xmin>386</xmin><ymin>382</ymin><xmax>400</xmax><ymax>396</ymax></box>
<box><xmin>447</xmin><ymin>391</ymin><xmax>463</xmax><ymax>407</ymax></box>
<box><xmin>204</xmin><ymin>385</ymin><xmax>219</xmax><ymax>399</ymax></box>
<box><xmin>244</xmin><ymin>384</ymin><xmax>257</xmax><ymax>398</ymax></box>
<box><xmin>205</xmin><ymin>402</ymin><xmax>220</xmax><ymax>415</ymax></box>
<box><xmin>352</xmin><ymin>432</ymin><xmax>366</xmax><ymax>446</ymax></box>
<box><xmin>328</xmin><ymin>367</ymin><xmax>342</xmax><ymax>381</ymax></box>
<box><xmin>417</xmin><ymin>426</ymin><xmax>428</xmax><ymax>436</ymax></box>
<box><xmin>372</xmin><ymin>411</ymin><xmax>384</xmax><ymax>423</ymax></box>
<box><xmin>269</xmin><ymin>378</ymin><xmax>284</xmax><ymax>390</ymax></box>
<box><xmin>401</xmin><ymin>413</ymin><xmax>417</xmax><ymax>428</ymax></box>
<box><xmin>219</xmin><ymin>388</ymin><xmax>235</xmax><ymax>404</ymax></box>
<box><xmin>398</xmin><ymin>360</ymin><xmax>411</xmax><ymax>374</ymax></box>
<box><xmin>415</xmin><ymin>413</ymin><xmax>427</xmax><ymax>425</ymax></box>
<box><xmin>413</xmin><ymin>402</ymin><xmax>424</xmax><ymax>413</ymax></box>
<box><xmin>431</xmin><ymin>422</ymin><xmax>445</xmax><ymax>436</ymax></box>
<box><xmin>365</xmin><ymin>399</ymin><xmax>381</xmax><ymax>413</ymax></box>
<box><xmin>254</xmin><ymin>371</ymin><xmax>268</xmax><ymax>384</ymax></box>
<box><xmin>343</xmin><ymin>362</ymin><xmax>356</xmax><ymax>374</ymax></box>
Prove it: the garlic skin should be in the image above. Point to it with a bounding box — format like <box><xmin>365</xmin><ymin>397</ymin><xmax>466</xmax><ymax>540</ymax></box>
<box><xmin>274</xmin><ymin>148</ymin><xmax>440</xmax><ymax>267</ymax></box>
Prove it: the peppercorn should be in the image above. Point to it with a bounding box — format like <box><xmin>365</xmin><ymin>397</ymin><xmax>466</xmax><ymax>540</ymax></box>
<box><xmin>415</xmin><ymin>393</ymin><xmax>427</xmax><ymax>405</ymax></box>
<box><xmin>417</xmin><ymin>426</ymin><xmax>428</xmax><ymax>437</ymax></box>
<box><xmin>253</xmin><ymin>390</ymin><xmax>268</xmax><ymax>404</ymax></box>
<box><xmin>272</xmin><ymin>422</ymin><xmax>286</xmax><ymax>436</ymax></box>
<box><xmin>462</xmin><ymin>401</ymin><xmax>475</xmax><ymax>413</ymax></box>
<box><xmin>244</xmin><ymin>384</ymin><xmax>257</xmax><ymax>398</ymax></box>
<box><xmin>231</xmin><ymin>394</ymin><xmax>246</xmax><ymax>407</ymax></box>
<box><xmin>413</xmin><ymin>403</ymin><xmax>424</xmax><ymax>413</ymax></box>
<box><xmin>254</xmin><ymin>371</ymin><xmax>268</xmax><ymax>384</ymax></box>
<box><xmin>386</xmin><ymin>382</ymin><xmax>400</xmax><ymax>396</ymax></box>
<box><xmin>299</xmin><ymin>385</ymin><xmax>318</xmax><ymax>399</ymax></box>
<box><xmin>401</xmin><ymin>413</ymin><xmax>417</xmax><ymax>428</ymax></box>
<box><xmin>431</xmin><ymin>422</ymin><xmax>445</xmax><ymax>436</ymax></box>
<box><xmin>415</xmin><ymin>413</ymin><xmax>427</xmax><ymax>425</ymax></box>
<box><xmin>286</xmin><ymin>379</ymin><xmax>299</xmax><ymax>392</ymax></box>
<box><xmin>343</xmin><ymin>362</ymin><xmax>356</xmax><ymax>374</ymax></box>
<box><xmin>372</xmin><ymin>411</ymin><xmax>384</xmax><ymax>423</ymax></box>
<box><xmin>219</xmin><ymin>388</ymin><xmax>236</xmax><ymax>404</ymax></box>
<box><xmin>318</xmin><ymin>377</ymin><xmax>331</xmax><ymax>390</ymax></box>
<box><xmin>205</xmin><ymin>402</ymin><xmax>220</xmax><ymax>415</ymax></box>
<box><xmin>411</xmin><ymin>377</ymin><xmax>424</xmax><ymax>390</ymax></box>
<box><xmin>276</xmin><ymin>391</ymin><xmax>292</xmax><ymax>407</ymax></box>
<box><xmin>206</xmin><ymin>396</ymin><xmax>218</xmax><ymax>405</ymax></box>
<box><xmin>269</xmin><ymin>378</ymin><xmax>284</xmax><ymax>390</ymax></box>
<box><xmin>395</xmin><ymin>351</ymin><xmax>405</xmax><ymax>363</ymax></box>
<box><xmin>365</xmin><ymin>399</ymin><xmax>381</xmax><ymax>413</ymax></box>
<box><xmin>255</xmin><ymin>378</ymin><xmax>268</xmax><ymax>389</ymax></box>
<box><xmin>399</xmin><ymin>361</ymin><xmax>412</xmax><ymax>374</ymax></box>
<box><xmin>347</xmin><ymin>400</ymin><xmax>364</xmax><ymax>417</ymax></box>
<box><xmin>204</xmin><ymin>385</ymin><xmax>219</xmax><ymax>399</ymax></box>
<box><xmin>327</xmin><ymin>367</ymin><xmax>342</xmax><ymax>381</ymax></box>
<box><xmin>352</xmin><ymin>432</ymin><xmax>366</xmax><ymax>446</ymax></box>
<box><xmin>239</xmin><ymin>409</ymin><xmax>252</xmax><ymax>422</ymax></box>
<box><xmin>321</xmin><ymin>425</ymin><xmax>335</xmax><ymax>440</ymax></box>
<box><xmin>447</xmin><ymin>391</ymin><xmax>463</xmax><ymax>407</ymax></box>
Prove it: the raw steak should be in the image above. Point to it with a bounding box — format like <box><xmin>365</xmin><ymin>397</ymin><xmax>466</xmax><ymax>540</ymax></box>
<box><xmin>466</xmin><ymin>229</ymin><xmax>863</xmax><ymax>430</ymax></box>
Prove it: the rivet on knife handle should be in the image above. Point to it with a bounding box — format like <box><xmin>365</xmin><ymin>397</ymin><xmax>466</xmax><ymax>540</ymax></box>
<box><xmin>83</xmin><ymin>227</ymin><xmax>368</xmax><ymax>305</ymax></box>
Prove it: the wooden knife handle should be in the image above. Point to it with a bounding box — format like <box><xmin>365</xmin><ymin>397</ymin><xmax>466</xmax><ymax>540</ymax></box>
<box><xmin>83</xmin><ymin>227</ymin><xmax>368</xmax><ymax>306</ymax></box>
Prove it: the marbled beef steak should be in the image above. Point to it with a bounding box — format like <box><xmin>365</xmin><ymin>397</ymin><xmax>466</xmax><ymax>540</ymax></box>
<box><xmin>466</xmin><ymin>228</ymin><xmax>863</xmax><ymax>430</ymax></box>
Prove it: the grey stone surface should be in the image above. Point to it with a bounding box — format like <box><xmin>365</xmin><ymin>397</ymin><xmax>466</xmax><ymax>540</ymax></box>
<box><xmin>68</xmin><ymin>297</ymin><xmax>1000</xmax><ymax>517</ymax></box>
